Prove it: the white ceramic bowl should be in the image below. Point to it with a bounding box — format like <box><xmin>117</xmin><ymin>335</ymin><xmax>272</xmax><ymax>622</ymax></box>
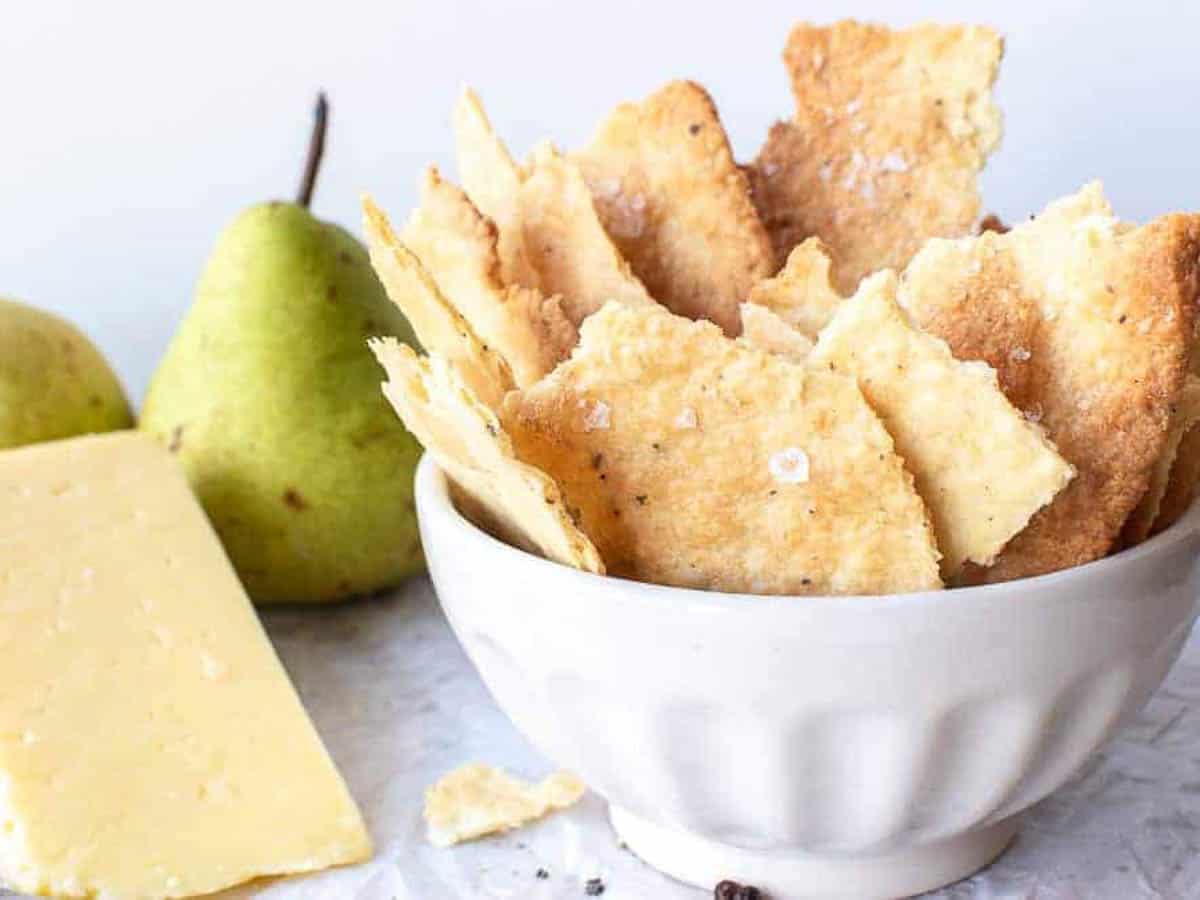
<box><xmin>415</xmin><ymin>455</ymin><xmax>1200</xmax><ymax>899</ymax></box>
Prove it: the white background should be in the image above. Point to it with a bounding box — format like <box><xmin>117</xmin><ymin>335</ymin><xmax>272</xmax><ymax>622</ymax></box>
<box><xmin>3</xmin><ymin>0</ymin><xmax>1198</xmax><ymax>402</ymax></box>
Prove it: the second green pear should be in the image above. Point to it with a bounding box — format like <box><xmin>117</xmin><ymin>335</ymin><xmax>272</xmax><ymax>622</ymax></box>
<box><xmin>140</xmin><ymin>200</ymin><xmax>424</xmax><ymax>603</ymax></box>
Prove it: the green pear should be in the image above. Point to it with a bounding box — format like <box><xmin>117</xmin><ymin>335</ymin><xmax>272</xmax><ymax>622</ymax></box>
<box><xmin>140</xmin><ymin>95</ymin><xmax>424</xmax><ymax>603</ymax></box>
<box><xmin>0</xmin><ymin>298</ymin><xmax>133</xmax><ymax>448</ymax></box>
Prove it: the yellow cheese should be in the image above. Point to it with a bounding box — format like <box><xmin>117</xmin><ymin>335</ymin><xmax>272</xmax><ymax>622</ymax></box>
<box><xmin>0</xmin><ymin>431</ymin><xmax>371</xmax><ymax>899</ymax></box>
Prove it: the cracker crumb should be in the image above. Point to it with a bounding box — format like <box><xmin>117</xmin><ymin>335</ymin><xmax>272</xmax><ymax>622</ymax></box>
<box><xmin>424</xmin><ymin>764</ymin><xmax>586</xmax><ymax>847</ymax></box>
<box><xmin>769</xmin><ymin>447</ymin><xmax>810</xmax><ymax>484</ymax></box>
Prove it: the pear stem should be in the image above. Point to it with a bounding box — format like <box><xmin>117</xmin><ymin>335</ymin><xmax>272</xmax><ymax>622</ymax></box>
<box><xmin>296</xmin><ymin>92</ymin><xmax>328</xmax><ymax>209</ymax></box>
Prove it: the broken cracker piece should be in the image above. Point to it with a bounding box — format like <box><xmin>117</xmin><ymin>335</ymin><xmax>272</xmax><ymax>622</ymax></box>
<box><xmin>738</xmin><ymin>303</ymin><xmax>814</xmax><ymax>362</ymax></box>
<box><xmin>370</xmin><ymin>339</ymin><xmax>603</xmax><ymax>573</ymax></box>
<box><xmin>901</xmin><ymin>183</ymin><xmax>1200</xmax><ymax>580</ymax></box>
<box><xmin>453</xmin><ymin>89</ymin><xmax>655</xmax><ymax>325</ymax></box>
<box><xmin>750</xmin><ymin>20</ymin><xmax>1004</xmax><ymax>294</ymax></box>
<box><xmin>401</xmin><ymin>167</ymin><xmax>576</xmax><ymax>386</ymax></box>
<box><xmin>363</xmin><ymin>196</ymin><xmax>513</xmax><ymax>410</ymax></box>
<box><xmin>519</xmin><ymin>141</ymin><xmax>657</xmax><ymax>323</ymax></box>
<box><xmin>453</xmin><ymin>88</ymin><xmax>538</xmax><ymax>288</ymax></box>
<box><xmin>502</xmin><ymin>302</ymin><xmax>941</xmax><ymax>595</ymax></box>
<box><xmin>424</xmin><ymin>764</ymin><xmax>585</xmax><ymax>848</ymax></box>
<box><xmin>575</xmin><ymin>80</ymin><xmax>774</xmax><ymax>335</ymax></box>
<box><xmin>810</xmin><ymin>270</ymin><xmax>1074</xmax><ymax>577</ymax></box>
<box><xmin>1152</xmin><ymin>420</ymin><xmax>1200</xmax><ymax>536</ymax></box>
<box><xmin>1122</xmin><ymin>375</ymin><xmax>1200</xmax><ymax>545</ymax></box>
<box><xmin>360</xmin><ymin>198</ymin><xmax>511</xmax><ymax>412</ymax></box>
<box><xmin>746</xmin><ymin>238</ymin><xmax>844</xmax><ymax>338</ymax></box>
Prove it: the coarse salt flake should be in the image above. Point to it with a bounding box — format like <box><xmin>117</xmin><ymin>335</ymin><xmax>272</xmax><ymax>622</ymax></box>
<box><xmin>877</xmin><ymin>151</ymin><xmax>909</xmax><ymax>173</ymax></box>
<box><xmin>768</xmin><ymin>448</ymin><xmax>810</xmax><ymax>484</ymax></box>
<box><xmin>592</xmin><ymin>177</ymin><xmax>622</xmax><ymax>199</ymax></box>
<box><xmin>674</xmin><ymin>407</ymin><xmax>698</xmax><ymax>429</ymax></box>
<box><xmin>583</xmin><ymin>401</ymin><xmax>610</xmax><ymax>431</ymax></box>
<box><xmin>1009</xmin><ymin>347</ymin><xmax>1031</xmax><ymax>362</ymax></box>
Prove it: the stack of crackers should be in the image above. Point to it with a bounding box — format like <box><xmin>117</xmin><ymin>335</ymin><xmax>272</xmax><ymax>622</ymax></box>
<box><xmin>368</xmin><ymin>20</ymin><xmax>1200</xmax><ymax>595</ymax></box>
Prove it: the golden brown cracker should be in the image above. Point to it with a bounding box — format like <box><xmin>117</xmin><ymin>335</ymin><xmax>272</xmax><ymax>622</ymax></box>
<box><xmin>370</xmin><ymin>338</ymin><xmax>604</xmax><ymax>573</ymax></box>
<box><xmin>901</xmin><ymin>184</ymin><xmax>1200</xmax><ymax>580</ymax></box>
<box><xmin>501</xmin><ymin>303</ymin><xmax>942</xmax><ymax>595</ymax></box>
<box><xmin>1152</xmin><ymin>420</ymin><xmax>1200</xmax><ymax>536</ymax></box>
<box><xmin>424</xmin><ymin>764</ymin><xmax>585</xmax><ymax>848</ymax></box>
<box><xmin>518</xmin><ymin>141</ymin><xmax>658</xmax><ymax>323</ymax></box>
<box><xmin>810</xmin><ymin>271</ymin><xmax>1073</xmax><ymax>577</ymax></box>
<box><xmin>1123</xmin><ymin>375</ymin><xmax>1200</xmax><ymax>544</ymax></box>
<box><xmin>401</xmin><ymin>167</ymin><xmax>576</xmax><ymax>386</ymax></box>
<box><xmin>745</xmin><ymin>238</ymin><xmax>844</xmax><ymax>337</ymax></box>
<box><xmin>899</xmin><ymin>232</ymin><xmax>1042</xmax><ymax>406</ymax></box>
<box><xmin>363</xmin><ymin>196</ymin><xmax>514</xmax><ymax>410</ymax></box>
<box><xmin>575</xmin><ymin>81</ymin><xmax>774</xmax><ymax>335</ymax></box>
<box><xmin>750</xmin><ymin>21</ymin><xmax>1004</xmax><ymax>294</ymax></box>
<box><xmin>453</xmin><ymin>88</ymin><xmax>538</xmax><ymax>287</ymax></box>
<box><xmin>738</xmin><ymin>303</ymin><xmax>814</xmax><ymax>362</ymax></box>
<box><xmin>453</xmin><ymin>89</ymin><xmax>654</xmax><ymax>325</ymax></box>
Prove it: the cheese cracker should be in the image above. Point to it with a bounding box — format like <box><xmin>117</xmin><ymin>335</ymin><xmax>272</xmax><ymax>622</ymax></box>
<box><xmin>745</xmin><ymin>238</ymin><xmax>844</xmax><ymax>338</ymax></box>
<box><xmin>810</xmin><ymin>270</ymin><xmax>1074</xmax><ymax>577</ymax></box>
<box><xmin>370</xmin><ymin>339</ymin><xmax>603</xmax><ymax>574</ymax></box>
<box><xmin>901</xmin><ymin>184</ymin><xmax>1199</xmax><ymax>580</ymax></box>
<box><xmin>575</xmin><ymin>81</ymin><xmax>774</xmax><ymax>335</ymax></box>
<box><xmin>363</xmin><ymin>197</ymin><xmax>513</xmax><ymax>410</ymax></box>
<box><xmin>453</xmin><ymin>89</ymin><xmax>655</xmax><ymax>324</ymax></box>
<box><xmin>502</xmin><ymin>303</ymin><xmax>941</xmax><ymax>594</ymax></box>
<box><xmin>1122</xmin><ymin>375</ymin><xmax>1200</xmax><ymax>544</ymax></box>
<box><xmin>401</xmin><ymin>167</ymin><xmax>576</xmax><ymax>386</ymax></box>
<box><xmin>749</xmin><ymin>21</ymin><xmax>1003</xmax><ymax>294</ymax></box>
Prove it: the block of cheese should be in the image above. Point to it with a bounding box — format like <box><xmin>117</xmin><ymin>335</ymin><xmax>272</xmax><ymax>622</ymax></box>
<box><xmin>0</xmin><ymin>431</ymin><xmax>371</xmax><ymax>899</ymax></box>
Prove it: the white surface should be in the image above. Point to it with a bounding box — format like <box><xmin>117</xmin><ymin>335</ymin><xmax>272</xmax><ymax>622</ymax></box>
<box><xmin>13</xmin><ymin>577</ymin><xmax>1200</xmax><ymax>899</ymax></box>
<box><xmin>415</xmin><ymin>458</ymin><xmax>1200</xmax><ymax>898</ymax></box>
<box><xmin>3</xmin><ymin>1</ymin><xmax>1200</xmax><ymax>403</ymax></box>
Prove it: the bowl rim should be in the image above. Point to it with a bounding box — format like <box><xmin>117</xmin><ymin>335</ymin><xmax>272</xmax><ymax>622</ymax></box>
<box><xmin>415</xmin><ymin>453</ymin><xmax>1200</xmax><ymax>611</ymax></box>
